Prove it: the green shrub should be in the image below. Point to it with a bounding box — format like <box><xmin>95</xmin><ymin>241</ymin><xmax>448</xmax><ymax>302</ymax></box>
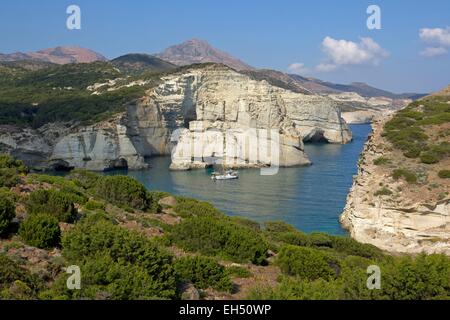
<box><xmin>430</xmin><ymin>142</ymin><xmax>450</xmax><ymax>157</ymax></box>
<box><xmin>264</xmin><ymin>221</ymin><xmax>310</xmax><ymax>247</ymax></box>
<box><xmin>438</xmin><ymin>170</ymin><xmax>450</xmax><ymax>179</ymax></box>
<box><xmin>375</xmin><ymin>187</ymin><xmax>393</xmax><ymax>196</ymax></box>
<box><xmin>41</xmin><ymin>253</ymin><xmax>170</xmax><ymax>300</ymax></box>
<box><xmin>172</xmin><ymin>216</ymin><xmax>267</xmax><ymax>265</ymax></box>
<box><xmin>0</xmin><ymin>154</ymin><xmax>27</xmax><ymax>172</ymax></box>
<box><xmin>19</xmin><ymin>214</ymin><xmax>61</xmax><ymax>249</ymax></box>
<box><xmin>62</xmin><ymin>220</ymin><xmax>177</xmax><ymax>298</ymax></box>
<box><xmin>420</xmin><ymin>152</ymin><xmax>440</xmax><ymax>164</ymax></box>
<box><xmin>26</xmin><ymin>189</ymin><xmax>78</xmax><ymax>223</ymax></box>
<box><xmin>328</xmin><ymin>237</ymin><xmax>383</xmax><ymax>260</ymax></box>
<box><xmin>0</xmin><ymin>254</ymin><xmax>41</xmax><ymax>299</ymax></box>
<box><xmin>265</xmin><ymin>221</ymin><xmax>297</xmax><ymax>233</ymax></box>
<box><xmin>379</xmin><ymin>254</ymin><xmax>450</xmax><ymax>300</ymax></box>
<box><xmin>373</xmin><ymin>157</ymin><xmax>390</xmax><ymax>165</ymax></box>
<box><xmin>226</xmin><ymin>266</ymin><xmax>252</xmax><ymax>278</ymax></box>
<box><xmin>247</xmin><ymin>277</ymin><xmax>342</xmax><ymax>300</ymax></box>
<box><xmin>382</xmin><ymin>98</ymin><xmax>450</xmax><ymax>160</ymax></box>
<box><xmin>174</xmin><ymin>197</ymin><xmax>222</xmax><ymax>218</ymax></box>
<box><xmin>392</xmin><ymin>169</ymin><xmax>418</xmax><ymax>183</ymax></box>
<box><xmin>276</xmin><ymin>245</ymin><xmax>337</xmax><ymax>281</ymax></box>
<box><xmin>308</xmin><ymin>233</ymin><xmax>333</xmax><ymax>247</ymax></box>
<box><xmin>230</xmin><ymin>216</ymin><xmax>261</xmax><ymax>231</ymax></box>
<box><xmin>0</xmin><ymin>154</ymin><xmax>27</xmax><ymax>188</ymax></box>
<box><xmin>83</xmin><ymin>199</ymin><xmax>106</xmax><ymax>211</ymax></box>
<box><xmin>265</xmin><ymin>222</ymin><xmax>383</xmax><ymax>260</ymax></box>
<box><xmin>0</xmin><ymin>168</ymin><xmax>21</xmax><ymax>188</ymax></box>
<box><xmin>67</xmin><ymin>169</ymin><xmax>100</xmax><ymax>189</ymax></box>
<box><xmin>93</xmin><ymin>176</ymin><xmax>150</xmax><ymax>211</ymax></box>
<box><xmin>0</xmin><ymin>190</ymin><xmax>15</xmax><ymax>236</ymax></box>
<box><xmin>0</xmin><ymin>254</ymin><xmax>27</xmax><ymax>288</ymax></box>
<box><xmin>174</xmin><ymin>256</ymin><xmax>232</xmax><ymax>292</ymax></box>
<box><xmin>271</xmin><ymin>231</ymin><xmax>311</xmax><ymax>247</ymax></box>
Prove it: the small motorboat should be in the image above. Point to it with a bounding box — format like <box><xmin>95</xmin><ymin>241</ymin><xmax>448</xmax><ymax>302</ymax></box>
<box><xmin>211</xmin><ymin>170</ymin><xmax>239</xmax><ymax>180</ymax></box>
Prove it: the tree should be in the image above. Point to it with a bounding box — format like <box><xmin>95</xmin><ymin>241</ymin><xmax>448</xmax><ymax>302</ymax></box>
<box><xmin>0</xmin><ymin>190</ymin><xmax>15</xmax><ymax>236</ymax></box>
<box><xmin>19</xmin><ymin>214</ymin><xmax>61</xmax><ymax>249</ymax></box>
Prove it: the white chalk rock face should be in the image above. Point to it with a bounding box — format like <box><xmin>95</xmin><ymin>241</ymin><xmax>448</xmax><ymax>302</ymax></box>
<box><xmin>340</xmin><ymin>120</ymin><xmax>450</xmax><ymax>255</ymax></box>
<box><xmin>51</xmin><ymin>122</ymin><xmax>147</xmax><ymax>171</ymax></box>
<box><xmin>0</xmin><ymin>64</ymin><xmax>352</xmax><ymax>171</ymax></box>
<box><xmin>144</xmin><ymin>64</ymin><xmax>351</xmax><ymax>170</ymax></box>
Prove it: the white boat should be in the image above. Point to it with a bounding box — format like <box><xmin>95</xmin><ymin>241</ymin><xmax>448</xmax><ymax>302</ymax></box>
<box><xmin>211</xmin><ymin>170</ymin><xmax>239</xmax><ymax>180</ymax></box>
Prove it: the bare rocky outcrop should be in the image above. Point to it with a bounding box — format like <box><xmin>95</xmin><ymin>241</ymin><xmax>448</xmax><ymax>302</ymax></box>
<box><xmin>158</xmin><ymin>65</ymin><xmax>351</xmax><ymax>170</ymax></box>
<box><xmin>156</xmin><ymin>38</ymin><xmax>254</xmax><ymax>71</ymax></box>
<box><xmin>340</xmin><ymin>120</ymin><xmax>450</xmax><ymax>255</ymax></box>
<box><xmin>0</xmin><ymin>64</ymin><xmax>351</xmax><ymax>171</ymax></box>
<box><xmin>329</xmin><ymin>92</ymin><xmax>411</xmax><ymax>124</ymax></box>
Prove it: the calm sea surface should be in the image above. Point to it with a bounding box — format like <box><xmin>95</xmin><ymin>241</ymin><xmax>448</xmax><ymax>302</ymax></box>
<box><xmin>105</xmin><ymin>124</ymin><xmax>372</xmax><ymax>235</ymax></box>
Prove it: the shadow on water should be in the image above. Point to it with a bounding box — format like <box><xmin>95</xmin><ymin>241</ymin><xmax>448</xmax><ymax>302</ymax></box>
<box><xmin>105</xmin><ymin>124</ymin><xmax>372</xmax><ymax>235</ymax></box>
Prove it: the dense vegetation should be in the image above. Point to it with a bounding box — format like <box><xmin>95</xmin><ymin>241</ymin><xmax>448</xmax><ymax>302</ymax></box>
<box><xmin>26</xmin><ymin>189</ymin><xmax>81</xmax><ymax>223</ymax></box>
<box><xmin>111</xmin><ymin>54</ymin><xmax>176</xmax><ymax>75</ymax></box>
<box><xmin>382</xmin><ymin>95</ymin><xmax>450</xmax><ymax>163</ymax></box>
<box><xmin>171</xmin><ymin>215</ymin><xmax>268</xmax><ymax>265</ymax></box>
<box><xmin>0</xmin><ymin>190</ymin><xmax>15</xmax><ymax>236</ymax></box>
<box><xmin>0</xmin><ymin>154</ymin><xmax>450</xmax><ymax>300</ymax></box>
<box><xmin>0</xmin><ymin>154</ymin><xmax>27</xmax><ymax>188</ymax></box>
<box><xmin>18</xmin><ymin>214</ymin><xmax>61</xmax><ymax>249</ymax></box>
<box><xmin>174</xmin><ymin>256</ymin><xmax>232</xmax><ymax>292</ymax></box>
<box><xmin>0</xmin><ymin>61</ymin><xmax>157</xmax><ymax>128</ymax></box>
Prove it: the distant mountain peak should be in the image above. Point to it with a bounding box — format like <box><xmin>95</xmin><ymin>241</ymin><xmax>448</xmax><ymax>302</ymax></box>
<box><xmin>155</xmin><ymin>39</ymin><xmax>253</xmax><ymax>71</ymax></box>
<box><xmin>0</xmin><ymin>46</ymin><xmax>106</xmax><ymax>64</ymax></box>
<box><xmin>111</xmin><ymin>53</ymin><xmax>176</xmax><ymax>75</ymax></box>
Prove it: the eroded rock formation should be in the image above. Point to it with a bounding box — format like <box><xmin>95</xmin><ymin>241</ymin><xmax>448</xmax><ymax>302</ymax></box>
<box><xmin>340</xmin><ymin>120</ymin><xmax>450</xmax><ymax>255</ymax></box>
<box><xmin>0</xmin><ymin>64</ymin><xmax>352</xmax><ymax>171</ymax></box>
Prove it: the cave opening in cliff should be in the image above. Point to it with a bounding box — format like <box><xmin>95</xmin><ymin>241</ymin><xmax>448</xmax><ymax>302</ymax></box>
<box><xmin>52</xmin><ymin>162</ymin><xmax>75</xmax><ymax>172</ymax></box>
<box><xmin>303</xmin><ymin>130</ymin><xmax>329</xmax><ymax>144</ymax></box>
<box><xmin>112</xmin><ymin>158</ymin><xmax>128</xmax><ymax>170</ymax></box>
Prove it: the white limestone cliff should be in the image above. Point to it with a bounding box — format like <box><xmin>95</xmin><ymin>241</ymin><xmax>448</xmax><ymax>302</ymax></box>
<box><xmin>340</xmin><ymin>120</ymin><xmax>450</xmax><ymax>255</ymax></box>
<box><xmin>0</xmin><ymin>64</ymin><xmax>352</xmax><ymax>171</ymax></box>
<box><xmin>329</xmin><ymin>92</ymin><xmax>411</xmax><ymax>124</ymax></box>
<box><xmin>148</xmin><ymin>64</ymin><xmax>351</xmax><ymax>170</ymax></box>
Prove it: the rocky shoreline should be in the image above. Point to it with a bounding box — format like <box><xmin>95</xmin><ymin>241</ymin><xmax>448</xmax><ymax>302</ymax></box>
<box><xmin>1</xmin><ymin>64</ymin><xmax>351</xmax><ymax>172</ymax></box>
<box><xmin>340</xmin><ymin>119</ymin><xmax>450</xmax><ymax>255</ymax></box>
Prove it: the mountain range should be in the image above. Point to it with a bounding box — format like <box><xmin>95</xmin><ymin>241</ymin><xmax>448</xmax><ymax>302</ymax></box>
<box><xmin>0</xmin><ymin>46</ymin><xmax>107</xmax><ymax>65</ymax></box>
<box><xmin>0</xmin><ymin>40</ymin><xmax>425</xmax><ymax>99</ymax></box>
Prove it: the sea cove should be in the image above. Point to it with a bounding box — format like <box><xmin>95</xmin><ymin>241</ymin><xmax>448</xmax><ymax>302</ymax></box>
<box><xmin>105</xmin><ymin>124</ymin><xmax>372</xmax><ymax>235</ymax></box>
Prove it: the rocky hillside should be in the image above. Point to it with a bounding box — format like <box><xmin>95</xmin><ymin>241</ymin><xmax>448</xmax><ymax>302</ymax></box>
<box><xmin>341</xmin><ymin>86</ymin><xmax>450</xmax><ymax>255</ymax></box>
<box><xmin>156</xmin><ymin>39</ymin><xmax>253</xmax><ymax>71</ymax></box>
<box><xmin>111</xmin><ymin>54</ymin><xmax>176</xmax><ymax>75</ymax></box>
<box><xmin>0</xmin><ymin>47</ymin><xmax>107</xmax><ymax>64</ymax></box>
<box><xmin>1</xmin><ymin>155</ymin><xmax>449</xmax><ymax>300</ymax></box>
<box><xmin>0</xmin><ymin>61</ymin><xmax>350</xmax><ymax>171</ymax></box>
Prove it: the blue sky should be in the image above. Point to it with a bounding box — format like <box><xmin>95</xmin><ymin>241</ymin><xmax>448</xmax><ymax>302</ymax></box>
<box><xmin>1</xmin><ymin>0</ymin><xmax>449</xmax><ymax>93</ymax></box>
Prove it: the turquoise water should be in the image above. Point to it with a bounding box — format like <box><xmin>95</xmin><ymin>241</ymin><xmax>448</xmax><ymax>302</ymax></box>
<box><xmin>106</xmin><ymin>124</ymin><xmax>372</xmax><ymax>235</ymax></box>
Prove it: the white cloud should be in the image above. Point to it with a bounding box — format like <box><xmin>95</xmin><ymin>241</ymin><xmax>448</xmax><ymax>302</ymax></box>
<box><xmin>419</xmin><ymin>27</ymin><xmax>450</xmax><ymax>47</ymax></box>
<box><xmin>420</xmin><ymin>47</ymin><xmax>448</xmax><ymax>57</ymax></box>
<box><xmin>315</xmin><ymin>36</ymin><xmax>389</xmax><ymax>72</ymax></box>
<box><xmin>419</xmin><ymin>27</ymin><xmax>450</xmax><ymax>58</ymax></box>
<box><xmin>287</xmin><ymin>62</ymin><xmax>309</xmax><ymax>75</ymax></box>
